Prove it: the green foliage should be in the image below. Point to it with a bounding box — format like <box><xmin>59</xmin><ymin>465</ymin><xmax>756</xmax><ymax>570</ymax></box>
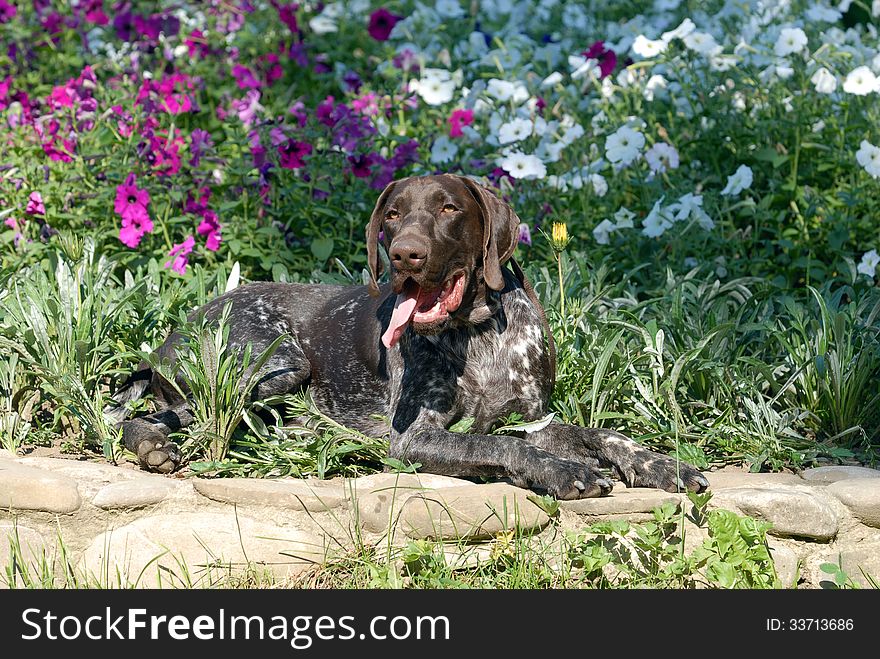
<box><xmin>566</xmin><ymin>491</ymin><xmax>781</xmax><ymax>588</ymax></box>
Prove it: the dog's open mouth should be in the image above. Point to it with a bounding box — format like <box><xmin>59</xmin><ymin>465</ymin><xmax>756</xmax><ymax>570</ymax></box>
<box><xmin>382</xmin><ymin>273</ymin><xmax>466</xmax><ymax>349</ymax></box>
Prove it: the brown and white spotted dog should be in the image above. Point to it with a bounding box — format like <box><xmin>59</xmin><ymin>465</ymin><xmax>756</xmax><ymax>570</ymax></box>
<box><xmin>108</xmin><ymin>174</ymin><xmax>709</xmax><ymax>500</ymax></box>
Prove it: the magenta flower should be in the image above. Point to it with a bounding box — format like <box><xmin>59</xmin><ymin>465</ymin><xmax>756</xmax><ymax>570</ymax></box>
<box><xmin>165</xmin><ymin>235</ymin><xmax>196</xmax><ymax>274</ymax></box>
<box><xmin>232</xmin><ymin>64</ymin><xmax>262</xmax><ymax>90</ymax></box>
<box><xmin>115</xmin><ymin>173</ymin><xmax>150</xmax><ymax>219</ymax></box>
<box><xmin>278</xmin><ymin>139</ymin><xmax>313</xmax><ymax>169</ymax></box>
<box><xmin>118</xmin><ymin>212</ymin><xmax>154</xmax><ymax>248</ymax></box>
<box><xmin>351</xmin><ymin>93</ymin><xmax>379</xmax><ymax>116</ymax></box>
<box><xmin>348</xmin><ymin>153</ymin><xmax>376</xmax><ymax>178</ymax></box>
<box><xmin>368</xmin><ymin>8</ymin><xmax>402</xmax><ymax>41</ymax></box>
<box><xmin>0</xmin><ymin>0</ymin><xmax>17</xmax><ymax>23</ymax></box>
<box><xmin>232</xmin><ymin>90</ymin><xmax>263</xmax><ymax>127</ymax></box>
<box><xmin>197</xmin><ymin>210</ymin><xmax>222</xmax><ymax>251</ymax></box>
<box><xmin>517</xmin><ymin>223</ymin><xmax>532</xmax><ymax>246</ymax></box>
<box><xmin>26</xmin><ymin>192</ymin><xmax>46</xmax><ymax>216</ymax></box>
<box><xmin>583</xmin><ymin>41</ymin><xmax>617</xmax><ymax>79</ymax></box>
<box><xmin>448</xmin><ymin>108</ymin><xmax>474</xmax><ymax>137</ymax></box>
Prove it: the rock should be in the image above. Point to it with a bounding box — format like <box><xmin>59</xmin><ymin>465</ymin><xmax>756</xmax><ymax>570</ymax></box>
<box><xmin>800</xmin><ymin>466</ymin><xmax>880</xmax><ymax>484</ymax></box>
<box><xmin>92</xmin><ymin>478</ymin><xmax>180</xmax><ymax>509</ymax></box>
<box><xmin>346</xmin><ymin>472</ymin><xmax>473</xmax><ymax>497</ymax></box>
<box><xmin>194</xmin><ymin>477</ymin><xmax>346</xmax><ymax>512</ymax></box>
<box><xmin>826</xmin><ymin>479</ymin><xmax>880</xmax><ymax>528</ymax></box>
<box><xmin>710</xmin><ymin>487</ymin><xmax>838</xmax><ymax>541</ymax></box>
<box><xmin>0</xmin><ymin>524</ymin><xmax>48</xmax><ymax>588</ymax></box>
<box><xmin>767</xmin><ymin>538</ymin><xmax>799</xmax><ymax>588</ymax></box>
<box><xmin>79</xmin><ymin>512</ymin><xmax>327</xmax><ymax>587</ymax></box>
<box><xmin>808</xmin><ymin>543</ymin><xmax>880</xmax><ymax>589</ymax></box>
<box><xmin>353</xmin><ymin>473</ymin><xmax>475</xmax><ymax>534</ymax></box>
<box><xmin>561</xmin><ymin>487</ymin><xmax>682</xmax><ymax>520</ymax></box>
<box><xmin>398</xmin><ymin>483</ymin><xmax>551</xmax><ymax>540</ymax></box>
<box><xmin>705</xmin><ymin>469</ymin><xmax>803</xmax><ymax>490</ymax></box>
<box><xmin>0</xmin><ymin>461</ymin><xmax>81</xmax><ymax>513</ymax></box>
<box><xmin>17</xmin><ymin>457</ymin><xmax>152</xmax><ymax>500</ymax></box>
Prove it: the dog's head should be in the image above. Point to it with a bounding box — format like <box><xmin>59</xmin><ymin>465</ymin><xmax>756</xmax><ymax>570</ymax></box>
<box><xmin>365</xmin><ymin>174</ymin><xmax>521</xmax><ymax>348</ymax></box>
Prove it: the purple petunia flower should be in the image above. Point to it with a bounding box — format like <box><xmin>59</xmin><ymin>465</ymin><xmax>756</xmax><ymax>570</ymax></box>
<box><xmin>367</xmin><ymin>8</ymin><xmax>402</xmax><ymax>42</ymax></box>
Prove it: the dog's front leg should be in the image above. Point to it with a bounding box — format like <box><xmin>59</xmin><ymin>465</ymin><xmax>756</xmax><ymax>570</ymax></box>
<box><xmin>119</xmin><ymin>403</ymin><xmax>190</xmax><ymax>473</ymax></box>
<box><xmin>526</xmin><ymin>423</ymin><xmax>709</xmax><ymax>493</ymax></box>
<box><xmin>390</xmin><ymin>426</ymin><xmax>613</xmax><ymax>499</ymax></box>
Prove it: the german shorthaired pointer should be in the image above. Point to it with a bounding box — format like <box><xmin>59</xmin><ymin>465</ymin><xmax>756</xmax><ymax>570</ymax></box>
<box><xmin>109</xmin><ymin>174</ymin><xmax>709</xmax><ymax>499</ymax></box>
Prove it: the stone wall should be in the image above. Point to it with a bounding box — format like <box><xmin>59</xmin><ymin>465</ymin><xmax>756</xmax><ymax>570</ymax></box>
<box><xmin>2</xmin><ymin>448</ymin><xmax>878</xmax><ymax>588</ymax></box>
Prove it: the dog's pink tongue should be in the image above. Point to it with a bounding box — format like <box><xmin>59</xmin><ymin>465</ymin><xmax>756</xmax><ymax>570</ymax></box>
<box><xmin>382</xmin><ymin>292</ymin><xmax>418</xmax><ymax>349</ymax></box>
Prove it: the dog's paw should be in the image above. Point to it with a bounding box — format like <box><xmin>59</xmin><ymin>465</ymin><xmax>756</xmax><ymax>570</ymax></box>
<box><xmin>615</xmin><ymin>451</ymin><xmax>709</xmax><ymax>493</ymax></box>
<box><xmin>539</xmin><ymin>459</ymin><xmax>614</xmax><ymax>500</ymax></box>
<box><xmin>122</xmin><ymin>420</ymin><xmax>182</xmax><ymax>474</ymax></box>
<box><xmin>136</xmin><ymin>438</ymin><xmax>182</xmax><ymax>474</ymax></box>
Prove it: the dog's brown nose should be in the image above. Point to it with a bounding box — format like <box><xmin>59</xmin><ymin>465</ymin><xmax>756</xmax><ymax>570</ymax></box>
<box><xmin>389</xmin><ymin>236</ymin><xmax>428</xmax><ymax>270</ymax></box>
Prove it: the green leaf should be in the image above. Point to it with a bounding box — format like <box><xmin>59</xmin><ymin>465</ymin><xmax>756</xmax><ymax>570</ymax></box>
<box><xmin>310</xmin><ymin>237</ymin><xmax>334</xmax><ymax>262</ymax></box>
<box><xmin>449</xmin><ymin>417</ymin><xmax>476</xmax><ymax>433</ymax></box>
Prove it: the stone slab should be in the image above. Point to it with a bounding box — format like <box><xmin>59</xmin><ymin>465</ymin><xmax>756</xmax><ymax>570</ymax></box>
<box><xmin>194</xmin><ymin>477</ymin><xmax>346</xmax><ymax>512</ymax></box>
<box><xmin>398</xmin><ymin>483</ymin><xmax>551</xmax><ymax>540</ymax></box>
<box><xmin>826</xmin><ymin>479</ymin><xmax>880</xmax><ymax>528</ymax></box>
<box><xmin>0</xmin><ymin>460</ymin><xmax>81</xmax><ymax>513</ymax></box>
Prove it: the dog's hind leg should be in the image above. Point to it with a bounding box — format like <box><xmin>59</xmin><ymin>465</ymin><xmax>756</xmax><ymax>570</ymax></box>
<box><xmin>120</xmin><ymin>403</ymin><xmax>192</xmax><ymax>473</ymax></box>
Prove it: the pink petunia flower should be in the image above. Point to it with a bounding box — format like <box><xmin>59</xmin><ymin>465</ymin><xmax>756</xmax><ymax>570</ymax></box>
<box><xmin>448</xmin><ymin>108</ymin><xmax>474</xmax><ymax>138</ymax></box>
<box><xmin>114</xmin><ymin>173</ymin><xmax>150</xmax><ymax>219</ymax></box>
<box><xmin>164</xmin><ymin>235</ymin><xmax>196</xmax><ymax>274</ymax></box>
<box><xmin>26</xmin><ymin>191</ymin><xmax>46</xmax><ymax>216</ymax></box>
<box><xmin>517</xmin><ymin>222</ymin><xmax>532</xmax><ymax>246</ymax></box>
<box><xmin>196</xmin><ymin>210</ymin><xmax>222</xmax><ymax>251</ymax></box>
<box><xmin>118</xmin><ymin>211</ymin><xmax>154</xmax><ymax>248</ymax></box>
<box><xmin>232</xmin><ymin>90</ymin><xmax>263</xmax><ymax>127</ymax></box>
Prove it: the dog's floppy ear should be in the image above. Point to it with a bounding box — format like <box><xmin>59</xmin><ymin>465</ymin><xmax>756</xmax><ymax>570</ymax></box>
<box><xmin>365</xmin><ymin>178</ymin><xmax>405</xmax><ymax>297</ymax></box>
<box><xmin>458</xmin><ymin>176</ymin><xmax>520</xmax><ymax>291</ymax></box>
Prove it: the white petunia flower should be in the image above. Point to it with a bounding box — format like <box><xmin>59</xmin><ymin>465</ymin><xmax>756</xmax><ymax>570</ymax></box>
<box><xmin>645</xmin><ymin>142</ymin><xmax>680</xmax><ymax>174</ymax></box>
<box><xmin>632</xmin><ymin>35</ymin><xmax>666</xmax><ymax>58</ymax></box>
<box><xmin>435</xmin><ymin>0</ymin><xmax>465</xmax><ymax>18</ymax></box>
<box><xmin>605</xmin><ymin>125</ymin><xmax>645</xmax><ymax>167</ymax></box>
<box><xmin>721</xmin><ymin>164</ymin><xmax>754</xmax><ymax>196</ymax></box>
<box><xmin>843</xmin><ymin>66</ymin><xmax>880</xmax><ymax>95</ymax></box>
<box><xmin>497</xmin><ymin>117</ymin><xmax>533</xmax><ymax>144</ymax></box>
<box><xmin>642</xmin><ymin>198</ymin><xmax>672</xmax><ymax>237</ymax></box>
<box><xmin>613</xmin><ymin>207</ymin><xmax>635</xmax><ymax>229</ymax></box>
<box><xmin>644</xmin><ymin>74</ymin><xmax>668</xmax><ymax>101</ymax></box>
<box><xmin>498</xmin><ymin>151</ymin><xmax>547</xmax><ymax>179</ymax></box>
<box><xmin>569</xmin><ymin>55</ymin><xmax>597</xmax><ymax>81</ymax></box>
<box><xmin>593</xmin><ymin>219</ymin><xmax>615</xmax><ymax>245</ymax></box>
<box><xmin>811</xmin><ymin>67</ymin><xmax>838</xmax><ymax>94</ymax></box>
<box><xmin>541</xmin><ymin>71</ymin><xmax>563</xmax><ymax>88</ymax></box>
<box><xmin>858</xmin><ymin>249</ymin><xmax>880</xmax><ymax>277</ymax></box>
<box><xmin>430</xmin><ymin>135</ymin><xmax>459</xmax><ymax>164</ymax></box>
<box><xmin>662</xmin><ymin>18</ymin><xmax>695</xmax><ymax>43</ymax></box>
<box><xmin>309</xmin><ymin>15</ymin><xmax>338</xmax><ymax>34</ymax></box>
<box><xmin>775</xmin><ymin>28</ymin><xmax>808</xmax><ymax>57</ymax></box>
<box><xmin>856</xmin><ymin>140</ymin><xmax>880</xmax><ymax>178</ymax></box>
<box><xmin>411</xmin><ymin>68</ymin><xmax>457</xmax><ymax>106</ymax></box>
<box><xmin>591</xmin><ymin>173</ymin><xmax>608</xmax><ymax>196</ymax></box>
<box><xmin>683</xmin><ymin>31</ymin><xmax>720</xmax><ymax>56</ymax></box>
<box><xmin>486</xmin><ymin>78</ymin><xmax>529</xmax><ymax>104</ymax></box>
<box><xmin>806</xmin><ymin>3</ymin><xmax>843</xmax><ymax>22</ymax></box>
<box><xmin>561</xmin><ymin>123</ymin><xmax>585</xmax><ymax>145</ymax></box>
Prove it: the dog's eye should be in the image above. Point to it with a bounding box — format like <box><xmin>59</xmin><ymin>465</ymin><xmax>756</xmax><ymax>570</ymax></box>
<box><xmin>385</xmin><ymin>210</ymin><xmax>400</xmax><ymax>221</ymax></box>
<box><xmin>441</xmin><ymin>204</ymin><xmax>458</xmax><ymax>214</ymax></box>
